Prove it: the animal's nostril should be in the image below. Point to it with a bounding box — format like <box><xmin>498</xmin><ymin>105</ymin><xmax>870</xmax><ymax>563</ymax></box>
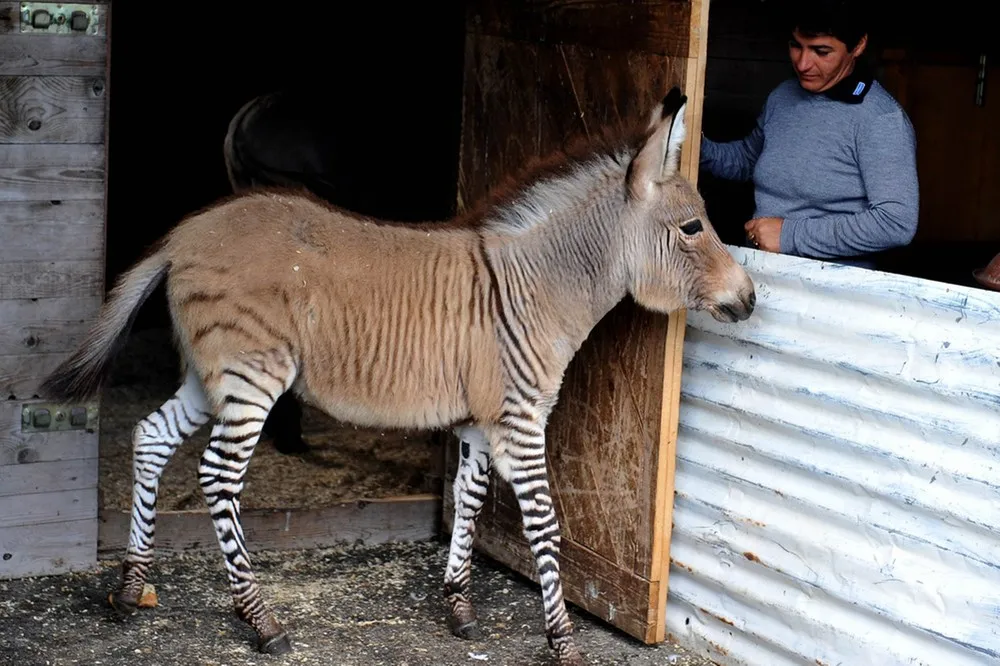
<box><xmin>747</xmin><ymin>291</ymin><xmax>756</xmax><ymax>309</ymax></box>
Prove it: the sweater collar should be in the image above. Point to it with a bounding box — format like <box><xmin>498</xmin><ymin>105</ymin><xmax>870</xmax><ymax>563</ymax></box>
<box><xmin>822</xmin><ymin>59</ymin><xmax>874</xmax><ymax>104</ymax></box>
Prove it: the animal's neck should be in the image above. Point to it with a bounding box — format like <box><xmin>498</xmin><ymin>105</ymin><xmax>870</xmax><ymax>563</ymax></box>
<box><xmin>483</xmin><ymin>151</ymin><xmax>633</xmax><ymax>364</ymax></box>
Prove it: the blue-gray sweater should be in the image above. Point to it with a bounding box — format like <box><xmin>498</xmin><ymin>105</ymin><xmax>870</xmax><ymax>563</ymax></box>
<box><xmin>700</xmin><ymin>78</ymin><xmax>919</xmax><ymax>260</ymax></box>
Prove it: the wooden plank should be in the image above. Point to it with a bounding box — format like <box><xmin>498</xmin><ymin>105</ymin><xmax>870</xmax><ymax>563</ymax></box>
<box><xmin>98</xmin><ymin>495</ymin><xmax>442</xmax><ymax>556</ymax></box>
<box><xmin>0</xmin><ymin>297</ymin><xmax>103</xmax><ymax>355</ymax></box>
<box><xmin>0</xmin><ymin>400</ymin><xmax>99</xmax><ymax>465</ymax></box>
<box><xmin>0</xmin><ymin>34</ymin><xmax>107</xmax><ymax>77</ymax></box>
<box><xmin>0</xmin><ymin>518</ymin><xmax>97</xmax><ymax>579</ymax></box>
<box><xmin>0</xmin><ymin>205</ymin><xmax>104</xmax><ymax>260</ymax></box>
<box><xmin>0</xmin><ymin>144</ymin><xmax>106</xmax><ymax>200</ymax></box>
<box><xmin>0</xmin><ymin>76</ymin><xmax>107</xmax><ymax>144</ymax></box>
<box><xmin>0</xmin><ymin>198</ymin><xmax>104</xmax><ymax>263</ymax></box>
<box><xmin>0</xmin><ymin>487</ymin><xmax>96</xmax><ymax>529</ymax></box>
<box><xmin>0</xmin><ymin>350</ymin><xmax>87</xmax><ymax>398</ymax></box>
<box><xmin>0</xmin><ymin>259</ymin><xmax>103</xmax><ymax>300</ymax></box>
<box><xmin>0</xmin><ymin>457</ymin><xmax>98</xmax><ymax>497</ymax></box>
<box><xmin>646</xmin><ymin>0</ymin><xmax>710</xmax><ymax>643</ymax></box>
<box><xmin>469</xmin><ymin>0</ymin><xmax>692</xmax><ymax>58</ymax></box>
<box><xmin>0</xmin><ymin>143</ymin><xmax>104</xmax><ymax>168</ymax></box>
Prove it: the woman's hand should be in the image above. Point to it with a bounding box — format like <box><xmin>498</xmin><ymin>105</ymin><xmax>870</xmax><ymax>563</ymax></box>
<box><xmin>744</xmin><ymin>217</ymin><xmax>783</xmax><ymax>252</ymax></box>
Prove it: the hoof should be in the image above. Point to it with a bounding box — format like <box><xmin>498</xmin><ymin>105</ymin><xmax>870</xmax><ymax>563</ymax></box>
<box><xmin>259</xmin><ymin>632</ymin><xmax>293</xmax><ymax>655</ymax></box>
<box><xmin>557</xmin><ymin>651</ymin><xmax>585</xmax><ymax>666</ymax></box>
<box><xmin>108</xmin><ymin>590</ymin><xmax>138</xmax><ymax>618</ymax></box>
<box><xmin>550</xmin><ymin>634</ymin><xmax>584</xmax><ymax>665</ymax></box>
<box><xmin>451</xmin><ymin>619</ymin><xmax>483</xmax><ymax>640</ymax></box>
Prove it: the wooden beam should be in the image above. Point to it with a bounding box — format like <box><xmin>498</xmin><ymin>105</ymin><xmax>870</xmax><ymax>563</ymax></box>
<box><xmin>648</xmin><ymin>0</ymin><xmax>710</xmax><ymax>644</ymax></box>
<box><xmin>98</xmin><ymin>495</ymin><xmax>443</xmax><ymax>556</ymax></box>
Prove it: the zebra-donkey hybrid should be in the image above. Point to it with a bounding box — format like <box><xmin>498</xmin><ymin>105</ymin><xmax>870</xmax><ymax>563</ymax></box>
<box><xmin>40</xmin><ymin>86</ymin><xmax>755</xmax><ymax>665</ymax></box>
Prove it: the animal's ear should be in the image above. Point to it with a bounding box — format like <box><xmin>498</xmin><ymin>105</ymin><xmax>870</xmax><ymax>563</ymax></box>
<box><xmin>628</xmin><ymin>87</ymin><xmax>688</xmax><ymax>200</ymax></box>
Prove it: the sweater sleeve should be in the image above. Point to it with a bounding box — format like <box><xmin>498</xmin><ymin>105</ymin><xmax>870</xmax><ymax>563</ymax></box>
<box><xmin>779</xmin><ymin>109</ymin><xmax>920</xmax><ymax>258</ymax></box>
<box><xmin>700</xmin><ymin>113</ymin><xmax>766</xmax><ymax>182</ymax></box>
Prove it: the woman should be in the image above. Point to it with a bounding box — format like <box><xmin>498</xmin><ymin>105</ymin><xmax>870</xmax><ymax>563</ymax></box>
<box><xmin>700</xmin><ymin>0</ymin><xmax>919</xmax><ymax>266</ymax></box>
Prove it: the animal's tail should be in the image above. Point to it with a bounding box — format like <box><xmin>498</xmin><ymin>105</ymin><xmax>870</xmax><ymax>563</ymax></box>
<box><xmin>40</xmin><ymin>242</ymin><xmax>171</xmax><ymax>401</ymax></box>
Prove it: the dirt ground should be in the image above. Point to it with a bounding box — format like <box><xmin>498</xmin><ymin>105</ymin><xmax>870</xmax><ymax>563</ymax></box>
<box><xmin>0</xmin><ymin>541</ymin><xmax>716</xmax><ymax>666</ymax></box>
<box><xmin>99</xmin><ymin>327</ymin><xmax>441</xmax><ymax>512</ymax></box>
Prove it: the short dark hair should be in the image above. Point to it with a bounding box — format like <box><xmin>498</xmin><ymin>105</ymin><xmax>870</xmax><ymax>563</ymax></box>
<box><xmin>783</xmin><ymin>0</ymin><xmax>869</xmax><ymax>51</ymax></box>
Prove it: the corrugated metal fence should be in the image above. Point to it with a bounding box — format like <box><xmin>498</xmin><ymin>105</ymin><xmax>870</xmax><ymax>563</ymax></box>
<box><xmin>667</xmin><ymin>248</ymin><xmax>1000</xmax><ymax>666</ymax></box>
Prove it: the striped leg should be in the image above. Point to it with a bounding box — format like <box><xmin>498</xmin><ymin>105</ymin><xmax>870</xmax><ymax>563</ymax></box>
<box><xmin>199</xmin><ymin>359</ymin><xmax>294</xmax><ymax>655</ymax></box>
<box><xmin>493</xmin><ymin>421</ymin><xmax>582</xmax><ymax>665</ymax></box>
<box><xmin>111</xmin><ymin>368</ymin><xmax>212</xmax><ymax>615</ymax></box>
<box><xmin>444</xmin><ymin>425</ymin><xmax>492</xmax><ymax>639</ymax></box>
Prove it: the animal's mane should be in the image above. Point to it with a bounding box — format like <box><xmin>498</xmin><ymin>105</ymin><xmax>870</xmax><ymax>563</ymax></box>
<box><xmin>452</xmin><ymin>120</ymin><xmax>651</xmax><ymax>234</ymax></box>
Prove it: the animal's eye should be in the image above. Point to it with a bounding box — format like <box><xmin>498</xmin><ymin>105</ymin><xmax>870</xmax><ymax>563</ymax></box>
<box><xmin>679</xmin><ymin>218</ymin><xmax>703</xmax><ymax>236</ymax></box>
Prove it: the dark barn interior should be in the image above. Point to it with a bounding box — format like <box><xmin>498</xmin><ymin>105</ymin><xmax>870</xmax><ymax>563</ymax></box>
<box><xmin>105</xmin><ymin>3</ymin><xmax>468</xmax><ymax>331</ymax></box>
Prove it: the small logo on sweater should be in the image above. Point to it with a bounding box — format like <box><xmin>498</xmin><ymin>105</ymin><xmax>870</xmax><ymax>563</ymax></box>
<box><xmin>852</xmin><ymin>81</ymin><xmax>866</xmax><ymax>96</ymax></box>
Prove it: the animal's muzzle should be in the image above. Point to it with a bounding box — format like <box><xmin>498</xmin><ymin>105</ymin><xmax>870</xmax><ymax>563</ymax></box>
<box><xmin>712</xmin><ymin>287</ymin><xmax>755</xmax><ymax>322</ymax></box>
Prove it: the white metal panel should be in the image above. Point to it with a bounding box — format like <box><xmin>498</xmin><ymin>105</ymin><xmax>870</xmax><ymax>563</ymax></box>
<box><xmin>667</xmin><ymin>248</ymin><xmax>1000</xmax><ymax>666</ymax></box>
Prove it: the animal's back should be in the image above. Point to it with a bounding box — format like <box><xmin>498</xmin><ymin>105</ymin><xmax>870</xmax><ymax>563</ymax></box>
<box><xmin>163</xmin><ymin>190</ymin><xmax>504</xmax><ymax>430</ymax></box>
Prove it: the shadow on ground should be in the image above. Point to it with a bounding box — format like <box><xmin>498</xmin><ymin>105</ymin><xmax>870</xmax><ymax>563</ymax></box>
<box><xmin>0</xmin><ymin>540</ymin><xmax>716</xmax><ymax>666</ymax></box>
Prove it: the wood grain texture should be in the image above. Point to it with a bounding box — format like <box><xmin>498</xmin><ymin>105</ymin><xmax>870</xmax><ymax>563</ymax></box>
<box><xmin>0</xmin><ymin>199</ymin><xmax>105</xmax><ymax>262</ymax></box>
<box><xmin>0</xmin><ymin>296</ymin><xmax>103</xmax><ymax>356</ymax></box>
<box><xmin>449</xmin><ymin>0</ymin><xmax>704</xmax><ymax>644</ymax></box>
<box><xmin>0</xmin><ymin>259</ymin><xmax>103</xmax><ymax>300</ymax></box>
<box><xmin>0</xmin><ymin>519</ymin><xmax>97</xmax><ymax>580</ymax></box>
<box><xmin>0</xmin><ymin>76</ymin><xmax>107</xmax><ymax>144</ymax></box>
<box><xmin>468</xmin><ymin>0</ymin><xmax>692</xmax><ymax>58</ymax></box>
<box><xmin>0</xmin><ymin>488</ymin><xmax>96</xmax><ymax>529</ymax></box>
<box><xmin>0</xmin><ymin>457</ymin><xmax>97</xmax><ymax>497</ymax></box>
<box><xmin>98</xmin><ymin>496</ymin><xmax>442</xmax><ymax>555</ymax></box>
<box><xmin>0</xmin><ymin>348</ymin><xmax>98</xmax><ymax>398</ymax></box>
<box><xmin>0</xmin><ymin>143</ymin><xmax>105</xmax><ymax>199</ymax></box>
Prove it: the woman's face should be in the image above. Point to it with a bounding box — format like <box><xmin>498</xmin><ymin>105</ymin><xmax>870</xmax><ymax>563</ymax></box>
<box><xmin>788</xmin><ymin>28</ymin><xmax>868</xmax><ymax>93</ymax></box>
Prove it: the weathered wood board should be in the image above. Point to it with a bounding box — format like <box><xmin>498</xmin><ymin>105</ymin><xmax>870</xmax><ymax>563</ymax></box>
<box><xmin>98</xmin><ymin>495</ymin><xmax>442</xmax><ymax>556</ymax></box>
<box><xmin>0</xmin><ymin>0</ymin><xmax>110</xmax><ymax>580</ymax></box>
<box><xmin>443</xmin><ymin>0</ymin><xmax>710</xmax><ymax>645</ymax></box>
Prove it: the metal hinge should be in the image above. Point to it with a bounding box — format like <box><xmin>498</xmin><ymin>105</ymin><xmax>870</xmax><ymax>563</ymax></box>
<box><xmin>19</xmin><ymin>3</ymin><xmax>102</xmax><ymax>36</ymax></box>
<box><xmin>21</xmin><ymin>401</ymin><xmax>99</xmax><ymax>433</ymax></box>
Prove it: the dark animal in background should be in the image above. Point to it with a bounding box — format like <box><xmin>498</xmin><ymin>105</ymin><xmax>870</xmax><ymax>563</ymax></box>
<box><xmin>222</xmin><ymin>90</ymin><xmax>350</xmax><ymax>455</ymax></box>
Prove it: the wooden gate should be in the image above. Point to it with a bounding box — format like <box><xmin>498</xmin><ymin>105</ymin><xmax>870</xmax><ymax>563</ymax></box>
<box><xmin>443</xmin><ymin>0</ymin><xmax>711</xmax><ymax>644</ymax></box>
<box><xmin>0</xmin><ymin>1</ymin><xmax>110</xmax><ymax>579</ymax></box>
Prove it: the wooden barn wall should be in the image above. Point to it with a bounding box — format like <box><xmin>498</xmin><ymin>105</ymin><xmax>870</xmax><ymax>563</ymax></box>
<box><xmin>0</xmin><ymin>2</ymin><xmax>109</xmax><ymax>579</ymax></box>
<box><xmin>444</xmin><ymin>0</ymin><xmax>709</xmax><ymax>644</ymax></box>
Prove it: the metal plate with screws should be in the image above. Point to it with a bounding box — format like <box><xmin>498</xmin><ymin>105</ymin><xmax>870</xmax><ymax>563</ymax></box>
<box><xmin>21</xmin><ymin>402</ymin><xmax>99</xmax><ymax>433</ymax></box>
<box><xmin>19</xmin><ymin>3</ymin><xmax>102</xmax><ymax>36</ymax></box>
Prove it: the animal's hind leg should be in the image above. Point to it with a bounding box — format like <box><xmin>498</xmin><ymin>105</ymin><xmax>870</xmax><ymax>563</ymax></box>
<box><xmin>199</xmin><ymin>355</ymin><xmax>295</xmax><ymax>655</ymax></box>
<box><xmin>443</xmin><ymin>425</ymin><xmax>492</xmax><ymax>639</ymax></box>
<box><xmin>110</xmin><ymin>367</ymin><xmax>212</xmax><ymax>615</ymax></box>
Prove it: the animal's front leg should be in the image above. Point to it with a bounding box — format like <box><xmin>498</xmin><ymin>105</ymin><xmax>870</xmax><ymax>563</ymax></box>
<box><xmin>492</xmin><ymin>422</ymin><xmax>583</xmax><ymax>665</ymax></box>
<box><xmin>444</xmin><ymin>425</ymin><xmax>492</xmax><ymax>639</ymax></box>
